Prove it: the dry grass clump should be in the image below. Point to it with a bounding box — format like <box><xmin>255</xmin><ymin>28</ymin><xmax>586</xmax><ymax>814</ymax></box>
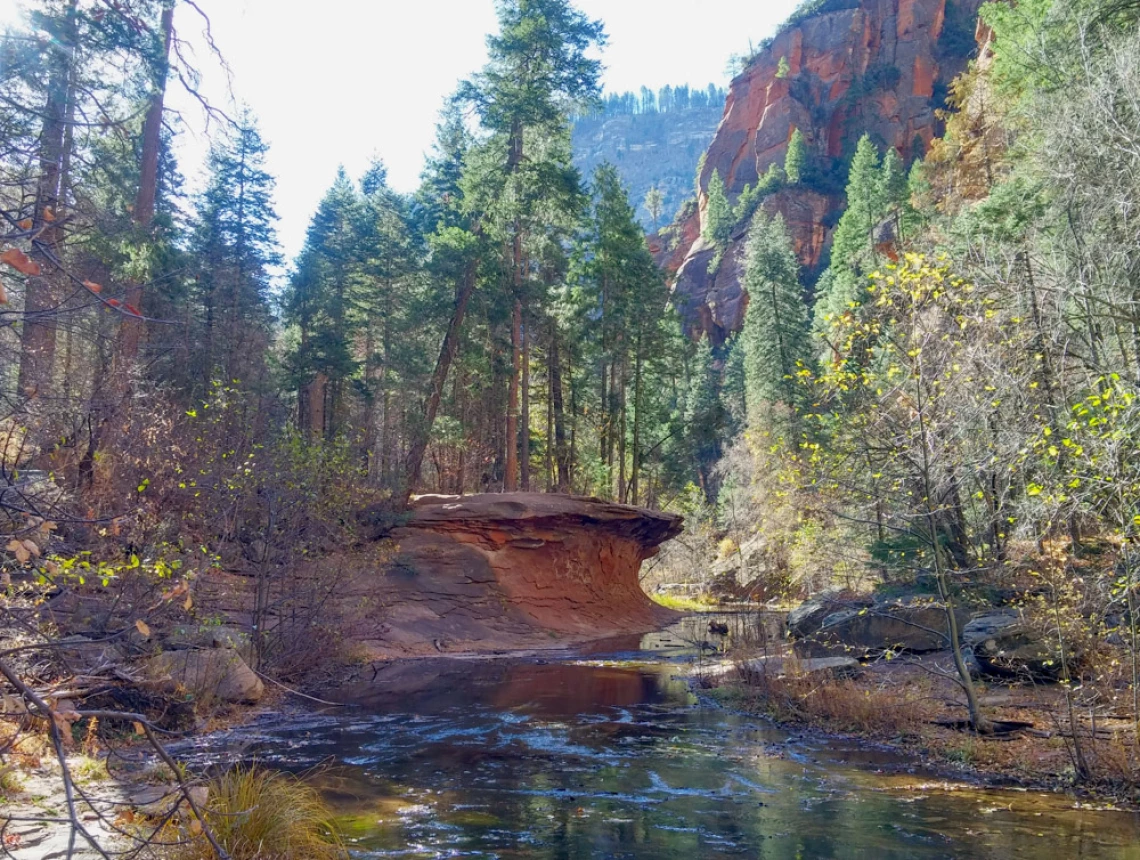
<box><xmin>727</xmin><ymin>663</ymin><xmax>930</xmax><ymax>736</ymax></box>
<box><xmin>0</xmin><ymin>762</ymin><xmax>23</xmax><ymax>797</ymax></box>
<box><xmin>178</xmin><ymin>766</ymin><xmax>346</xmax><ymax>860</ymax></box>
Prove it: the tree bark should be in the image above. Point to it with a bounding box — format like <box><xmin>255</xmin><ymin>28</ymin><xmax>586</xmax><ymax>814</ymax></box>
<box><xmin>631</xmin><ymin>332</ymin><xmax>642</xmax><ymax>506</ymax></box>
<box><xmin>17</xmin><ymin>0</ymin><xmax>78</xmax><ymax>400</ymax></box>
<box><xmin>551</xmin><ymin>327</ymin><xmax>569</xmax><ymax>492</ymax></box>
<box><xmin>115</xmin><ymin>1</ymin><xmax>174</xmax><ymax>372</ymax></box>
<box><xmin>521</xmin><ymin>311</ymin><xmax>530</xmax><ymax>491</ymax></box>
<box><xmin>505</xmin><ymin>296</ymin><xmax>521</xmax><ymax>491</ymax></box>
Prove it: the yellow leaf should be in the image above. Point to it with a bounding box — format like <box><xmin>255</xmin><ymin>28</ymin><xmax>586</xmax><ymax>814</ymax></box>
<box><xmin>189</xmin><ymin>818</ymin><xmax>202</xmax><ymax>835</ymax></box>
<box><xmin>135</xmin><ymin>619</ymin><xmax>151</xmax><ymax>639</ymax></box>
<box><xmin>22</xmin><ymin>539</ymin><xmax>40</xmax><ymax>558</ymax></box>
<box><xmin>183</xmin><ymin>594</ymin><xmax>194</xmax><ymax>611</ymax></box>
<box><xmin>82</xmin><ymin>280</ymin><xmax>103</xmax><ymax>294</ymax></box>
<box><xmin>132</xmin><ymin>721</ymin><xmax>145</xmax><ymax>737</ymax></box>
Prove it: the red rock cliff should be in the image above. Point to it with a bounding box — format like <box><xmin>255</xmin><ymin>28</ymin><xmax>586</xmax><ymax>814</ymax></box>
<box><xmin>672</xmin><ymin>0</ymin><xmax>981</xmax><ymax>343</ymax></box>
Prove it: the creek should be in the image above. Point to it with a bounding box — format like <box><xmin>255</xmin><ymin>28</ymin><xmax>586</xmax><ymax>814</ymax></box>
<box><xmin>179</xmin><ymin>615</ymin><xmax>1140</xmax><ymax>859</ymax></box>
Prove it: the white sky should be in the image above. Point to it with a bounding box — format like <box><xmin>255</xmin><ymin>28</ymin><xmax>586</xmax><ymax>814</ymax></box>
<box><xmin>2</xmin><ymin>0</ymin><xmax>801</xmax><ymax>260</ymax></box>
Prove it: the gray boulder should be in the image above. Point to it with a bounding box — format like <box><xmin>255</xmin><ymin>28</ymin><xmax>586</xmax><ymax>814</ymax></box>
<box><xmin>738</xmin><ymin>655</ymin><xmax>862</xmax><ymax>679</ymax></box>
<box><xmin>786</xmin><ymin>589</ymin><xmax>873</xmax><ymax>639</ymax></box>
<box><xmin>800</xmin><ymin>602</ymin><xmax>967</xmax><ymax>657</ymax></box>
<box><xmin>973</xmin><ymin>623</ymin><xmax>1071</xmax><ymax>680</ymax></box>
<box><xmin>147</xmin><ymin>647</ymin><xmax>264</xmax><ymax>704</ymax></box>
<box><xmin>963</xmin><ymin>610</ymin><xmax>1022</xmax><ymax>647</ymax></box>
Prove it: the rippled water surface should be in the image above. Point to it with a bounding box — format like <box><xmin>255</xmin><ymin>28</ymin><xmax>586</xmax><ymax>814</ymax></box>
<box><xmin>183</xmin><ymin>619</ymin><xmax>1140</xmax><ymax>859</ymax></box>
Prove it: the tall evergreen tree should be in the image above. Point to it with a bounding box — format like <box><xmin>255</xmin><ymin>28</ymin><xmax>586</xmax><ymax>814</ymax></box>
<box><xmin>785</xmin><ymin>128</ymin><xmax>808</xmax><ymax>185</ymax></box>
<box><xmin>813</xmin><ymin>134</ymin><xmax>884</xmax><ymax>332</ymax></box>
<box><xmin>189</xmin><ymin>110</ymin><xmax>279</xmax><ymax>393</ymax></box>
<box><xmin>575</xmin><ymin>163</ymin><xmax>669</xmax><ymax>502</ymax></box>
<box><xmin>741</xmin><ymin>213</ymin><xmax>812</xmax><ymax>434</ymax></box>
<box><xmin>684</xmin><ymin>335</ymin><xmax>727</xmax><ymax>500</ymax></box>
<box><xmin>284</xmin><ymin>169</ymin><xmax>360</xmax><ymax>438</ymax></box>
<box><xmin>704</xmin><ymin>168</ymin><xmax>733</xmax><ymax>248</ymax></box>
<box><xmin>644</xmin><ymin>186</ymin><xmax>665</xmax><ymax>232</ymax></box>
<box><xmin>454</xmin><ymin>0</ymin><xmax>605</xmax><ymax>492</ymax></box>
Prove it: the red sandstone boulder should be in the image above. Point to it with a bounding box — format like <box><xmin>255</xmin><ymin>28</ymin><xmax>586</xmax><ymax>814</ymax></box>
<box><xmin>341</xmin><ymin>494</ymin><xmax>683</xmax><ymax>658</ymax></box>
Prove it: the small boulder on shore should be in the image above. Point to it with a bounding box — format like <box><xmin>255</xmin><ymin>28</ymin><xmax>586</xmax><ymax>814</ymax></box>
<box><xmin>786</xmin><ymin>589</ymin><xmax>873</xmax><ymax>639</ymax></box>
<box><xmin>146</xmin><ymin>647</ymin><xmax>264</xmax><ymax>704</ymax></box>
<box><xmin>790</xmin><ymin>596</ymin><xmax>967</xmax><ymax>657</ymax></box>
<box><xmin>971</xmin><ymin>619</ymin><xmax>1073</xmax><ymax>680</ymax></box>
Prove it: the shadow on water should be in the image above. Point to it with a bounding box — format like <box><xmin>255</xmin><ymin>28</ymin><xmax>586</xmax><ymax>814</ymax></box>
<box><xmin>179</xmin><ymin>615</ymin><xmax>1140</xmax><ymax>859</ymax></box>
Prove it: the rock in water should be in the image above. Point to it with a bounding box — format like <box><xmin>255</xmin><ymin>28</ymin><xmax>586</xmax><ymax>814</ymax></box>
<box><xmin>786</xmin><ymin>589</ymin><xmax>873</xmax><ymax>639</ymax></box>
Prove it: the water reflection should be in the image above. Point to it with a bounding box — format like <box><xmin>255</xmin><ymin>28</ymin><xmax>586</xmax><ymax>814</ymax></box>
<box><xmin>181</xmin><ymin>626</ymin><xmax>1140</xmax><ymax>859</ymax></box>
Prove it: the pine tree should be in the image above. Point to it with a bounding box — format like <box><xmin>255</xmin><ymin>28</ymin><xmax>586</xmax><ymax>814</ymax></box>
<box><xmin>684</xmin><ymin>335</ymin><xmax>727</xmax><ymax>500</ymax></box>
<box><xmin>354</xmin><ymin>159</ymin><xmax>422</xmax><ymax>483</ymax></box>
<box><xmin>412</xmin><ymin>101</ymin><xmax>471</xmax><ymax>238</ymax></box>
<box><xmin>578</xmin><ymin>163</ymin><xmax>669</xmax><ymax>502</ymax></box>
<box><xmin>741</xmin><ymin>213</ymin><xmax>812</xmax><ymax>434</ymax></box>
<box><xmin>704</xmin><ymin>169</ymin><xmax>733</xmax><ymax>248</ymax></box>
<box><xmin>190</xmin><ymin>110</ymin><xmax>280</xmax><ymax>392</ymax></box>
<box><xmin>785</xmin><ymin>128</ymin><xmax>808</xmax><ymax>185</ymax></box>
<box><xmin>880</xmin><ymin>146</ymin><xmax>908</xmax><ymax>207</ymax></box>
<box><xmin>454</xmin><ymin>0</ymin><xmax>605</xmax><ymax>492</ymax></box>
<box><xmin>721</xmin><ymin>333</ymin><xmax>747</xmax><ymax>437</ymax></box>
<box><xmin>813</xmin><ymin>134</ymin><xmax>883</xmax><ymax>331</ymax></box>
<box><xmin>284</xmin><ymin>169</ymin><xmax>361</xmax><ymax>438</ymax></box>
<box><xmin>644</xmin><ymin>186</ymin><xmax>665</xmax><ymax>232</ymax></box>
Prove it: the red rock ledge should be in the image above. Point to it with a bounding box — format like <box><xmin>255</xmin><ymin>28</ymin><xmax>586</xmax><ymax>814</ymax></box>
<box><xmin>360</xmin><ymin>493</ymin><xmax>683</xmax><ymax>657</ymax></box>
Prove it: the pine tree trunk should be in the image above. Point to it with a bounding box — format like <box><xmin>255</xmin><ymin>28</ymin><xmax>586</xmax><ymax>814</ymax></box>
<box><xmin>618</xmin><ymin>366</ymin><xmax>627</xmax><ymax>503</ymax></box>
<box><xmin>308</xmin><ymin>373</ymin><xmax>328</xmax><ymax>439</ymax></box>
<box><xmin>521</xmin><ymin>311</ymin><xmax>530</xmax><ymax>491</ymax></box>
<box><xmin>545</xmin><ymin>338</ymin><xmax>554</xmax><ymax>492</ymax></box>
<box><xmin>505</xmin><ymin>296</ymin><xmax>521</xmax><ymax>491</ymax></box>
<box><xmin>381</xmin><ymin>297</ymin><xmax>394</xmax><ymax>484</ymax></box>
<box><xmin>569</xmin><ymin>349</ymin><xmax>578</xmax><ymax>493</ymax></box>
<box><xmin>631</xmin><ymin>333</ymin><xmax>643</xmax><ymax>506</ymax></box>
<box><xmin>17</xmin><ymin>0</ymin><xmax>78</xmax><ymax>400</ymax></box>
<box><xmin>115</xmin><ymin>1</ymin><xmax>174</xmax><ymax>372</ymax></box>
<box><xmin>551</xmin><ymin>329</ymin><xmax>569</xmax><ymax>492</ymax></box>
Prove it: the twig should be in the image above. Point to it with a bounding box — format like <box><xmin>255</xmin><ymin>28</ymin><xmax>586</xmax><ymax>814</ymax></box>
<box><xmin>252</xmin><ymin>668</ymin><xmax>344</xmax><ymax>707</ymax></box>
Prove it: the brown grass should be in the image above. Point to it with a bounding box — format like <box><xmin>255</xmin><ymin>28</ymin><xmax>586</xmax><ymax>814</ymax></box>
<box><xmin>717</xmin><ymin>662</ymin><xmax>931</xmax><ymax>736</ymax></box>
<box><xmin>176</xmin><ymin>766</ymin><xmax>347</xmax><ymax>860</ymax></box>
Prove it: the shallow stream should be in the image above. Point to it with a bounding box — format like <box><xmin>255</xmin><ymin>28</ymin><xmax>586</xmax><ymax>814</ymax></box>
<box><xmin>181</xmin><ymin>616</ymin><xmax>1140</xmax><ymax>859</ymax></box>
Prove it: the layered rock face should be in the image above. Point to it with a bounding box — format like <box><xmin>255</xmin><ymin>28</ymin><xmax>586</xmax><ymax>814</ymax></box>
<box><xmin>340</xmin><ymin>494</ymin><xmax>683</xmax><ymax>658</ymax></box>
<box><xmin>672</xmin><ymin>0</ymin><xmax>981</xmax><ymax>342</ymax></box>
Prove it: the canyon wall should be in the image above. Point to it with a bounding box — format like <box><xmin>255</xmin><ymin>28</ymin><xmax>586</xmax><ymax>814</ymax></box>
<box><xmin>670</xmin><ymin>0</ymin><xmax>982</xmax><ymax>343</ymax></box>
